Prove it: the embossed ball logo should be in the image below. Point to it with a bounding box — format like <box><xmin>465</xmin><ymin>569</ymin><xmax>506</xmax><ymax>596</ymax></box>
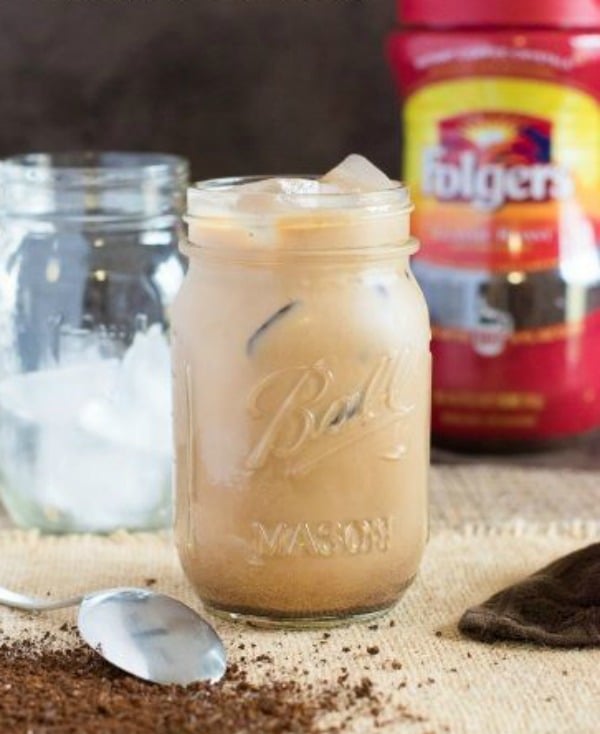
<box><xmin>422</xmin><ymin>112</ymin><xmax>574</xmax><ymax>210</ymax></box>
<box><xmin>244</xmin><ymin>351</ymin><xmax>418</xmax><ymax>478</ymax></box>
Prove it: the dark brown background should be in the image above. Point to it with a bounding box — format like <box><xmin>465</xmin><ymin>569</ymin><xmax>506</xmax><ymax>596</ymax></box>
<box><xmin>0</xmin><ymin>0</ymin><xmax>400</xmax><ymax>179</ymax></box>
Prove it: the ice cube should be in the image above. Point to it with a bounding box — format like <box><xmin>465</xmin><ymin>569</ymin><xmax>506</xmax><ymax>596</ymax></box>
<box><xmin>234</xmin><ymin>178</ymin><xmax>284</xmax><ymax>196</ymax></box>
<box><xmin>279</xmin><ymin>178</ymin><xmax>323</xmax><ymax>196</ymax></box>
<box><xmin>0</xmin><ymin>362</ymin><xmax>118</xmax><ymax>426</ymax></box>
<box><xmin>79</xmin><ymin>324</ymin><xmax>172</xmax><ymax>454</ymax></box>
<box><xmin>232</xmin><ymin>178</ymin><xmax>327</xmax><ymax>245</ymax></box>
<box><xmin>321</xmin><ymin>154</ymin><xmax>394</xmax><ymax>192</ymax></box>
<box><xmin>237</xmin><ymin>177</ymin><xmax>321</xmax><ymax>196</ymax></box>
<box><xmin>234</xmin><ymin>177</ymin><xmax>323</xmax><ymax>214</ymax></box>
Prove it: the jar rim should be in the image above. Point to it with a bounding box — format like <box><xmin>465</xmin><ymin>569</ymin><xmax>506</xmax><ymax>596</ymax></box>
<box><xmin>187</xmin><ymin>175</ymin><xmax>411</xmax><ymax>217</ymax></box>
<box><xmin>2</xmin><ymin>151</ymin><xmax>189</xmax><ymax>188</ymax></box>
<box><xmin>181</xmin><ymin>237</ymin><xmax>420</xmax><ymax>264</ymax></box>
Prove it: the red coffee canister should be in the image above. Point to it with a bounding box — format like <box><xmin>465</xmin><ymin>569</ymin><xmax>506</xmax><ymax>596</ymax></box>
<box><xmin>388</xmin><ymin>0</ymin><xmax>600</xmax><ymax>450</ymax></box>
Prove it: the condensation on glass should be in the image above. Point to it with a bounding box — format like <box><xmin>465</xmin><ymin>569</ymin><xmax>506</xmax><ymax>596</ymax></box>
<box><xmin>172</xmin><ymin>178</ymin><xmax>431</xmax><ymax>627</ymax></box>
<box><xmin>0</xmin><ymin>152</ymin><xmax>188</xmax><ymax>532</ymax></box>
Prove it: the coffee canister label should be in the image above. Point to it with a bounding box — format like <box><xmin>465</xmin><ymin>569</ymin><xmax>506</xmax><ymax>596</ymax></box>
<box><xmin>399</xmin><ymin>63</ymin><xmax>600</xmax><ymax>439</ymax></box>
<box><xmin>405</xmin><ymin>77</ymin><xmax>600</xmax><ymax>271</ymax></box>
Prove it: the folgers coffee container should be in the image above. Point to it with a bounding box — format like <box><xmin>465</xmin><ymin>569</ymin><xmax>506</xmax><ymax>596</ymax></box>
<box><xmin>388</xmin><ymin>0</ymin><xmax>600</xmax><ymax>449</ymax></box>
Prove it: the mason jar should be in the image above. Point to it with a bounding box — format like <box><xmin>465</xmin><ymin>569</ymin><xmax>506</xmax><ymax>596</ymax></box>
<box><xmin>172</xmin><ymin>177</ymin><xmax>430</xmax><ymax>627</ymax></box>
<box><xmin>0</xmin><ymin>152</ymin><xmax>188</xmax><ymax>532</ymax></box>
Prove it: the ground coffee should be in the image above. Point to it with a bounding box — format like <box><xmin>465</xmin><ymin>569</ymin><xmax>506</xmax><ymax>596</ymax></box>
<box><xmin>0</xmin><ymin>635</ymin><xmax>422</xmax><ymax>733</ymax></box>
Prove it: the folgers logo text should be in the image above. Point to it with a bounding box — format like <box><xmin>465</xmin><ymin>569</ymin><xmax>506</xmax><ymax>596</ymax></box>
<box><xmin>422</xmin><ymin>112</ymin><xmax>574</xmax><ymax>210</ymax></box>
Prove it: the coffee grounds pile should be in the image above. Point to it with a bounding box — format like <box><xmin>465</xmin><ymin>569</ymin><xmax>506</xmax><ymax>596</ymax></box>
<box><xmin>0</xmin><ymin>639</ymin><xmax>422</xmax><ymax>734</ymax></box>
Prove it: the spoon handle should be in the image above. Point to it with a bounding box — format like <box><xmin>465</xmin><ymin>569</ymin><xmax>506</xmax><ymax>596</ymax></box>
<box><xmin>0</xmin><ymin>586</ymin><xmax>84</xmax><ymax>612</ymax></box>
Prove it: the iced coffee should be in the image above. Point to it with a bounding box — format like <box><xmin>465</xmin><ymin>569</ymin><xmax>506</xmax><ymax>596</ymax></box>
<box><xmin>172</xmin><ymin>155</ymin><xmax>430</xmax><ymax>626</ymax></box>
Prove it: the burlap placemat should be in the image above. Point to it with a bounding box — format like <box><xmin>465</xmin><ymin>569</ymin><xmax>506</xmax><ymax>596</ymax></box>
<box><xmin>0</xmin><ymin>517</ymin><xmax>598</xmax><ymax>733</ymax></box>
<box><xmin>428</xmin><ymin>462</ymin><xmax>600</xmax><ymax>529</ymax></box>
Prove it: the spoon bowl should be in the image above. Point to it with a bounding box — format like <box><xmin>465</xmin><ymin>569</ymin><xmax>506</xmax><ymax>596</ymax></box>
<box><xmin>0</xmin><ymin>585</ymin><xmax>227</xmax><ymax>685</ymax></box>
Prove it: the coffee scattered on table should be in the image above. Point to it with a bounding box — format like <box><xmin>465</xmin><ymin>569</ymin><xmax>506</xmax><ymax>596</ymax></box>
<box><xmin>0</xmin><ymin>640</ymin><xmax>425</xmax><ymax>733</ymax></box>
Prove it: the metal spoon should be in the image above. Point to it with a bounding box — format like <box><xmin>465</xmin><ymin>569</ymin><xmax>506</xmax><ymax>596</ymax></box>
<box><xmin>0</xmin><ymin>585</ymin><xmax>227</xmax><ymax>685</ymax></box>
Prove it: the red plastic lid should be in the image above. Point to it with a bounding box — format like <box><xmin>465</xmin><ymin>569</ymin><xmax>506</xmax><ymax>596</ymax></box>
<box><xmin>399</xmin><ymin>0</ymin><xmax>600</xmax><ymax>28</ymax></box>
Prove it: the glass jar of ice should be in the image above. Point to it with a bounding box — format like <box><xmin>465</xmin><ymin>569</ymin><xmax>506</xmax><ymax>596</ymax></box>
<box><xmin>0</xmin><ymin>152</ymin><xmax>188</xmax><ymax>532</ymax></box>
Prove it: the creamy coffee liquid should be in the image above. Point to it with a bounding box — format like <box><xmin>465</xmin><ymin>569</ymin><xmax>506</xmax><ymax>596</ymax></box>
<box><xmin>172</xmin><ymin>156</ymin><xmax>430</xmax><ymax>624</ymax></box>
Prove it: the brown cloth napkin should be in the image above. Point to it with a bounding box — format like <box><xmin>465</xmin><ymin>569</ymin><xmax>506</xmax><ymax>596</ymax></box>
<box><xmin>459</xmin><ymin>542</ymin><xmax>600</xmax><ymax>647</ymax></box>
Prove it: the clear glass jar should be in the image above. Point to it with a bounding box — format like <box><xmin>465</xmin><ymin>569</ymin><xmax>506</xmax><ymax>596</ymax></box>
<box><xmin>172</xmin><ymin>178</ymin><xmax>430</xmax><ymax>627</ymax></box>
<box><xmin>0</xmin><ymin>152</ymin><xmax>188</xmax><ymax>532</ymax></box>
